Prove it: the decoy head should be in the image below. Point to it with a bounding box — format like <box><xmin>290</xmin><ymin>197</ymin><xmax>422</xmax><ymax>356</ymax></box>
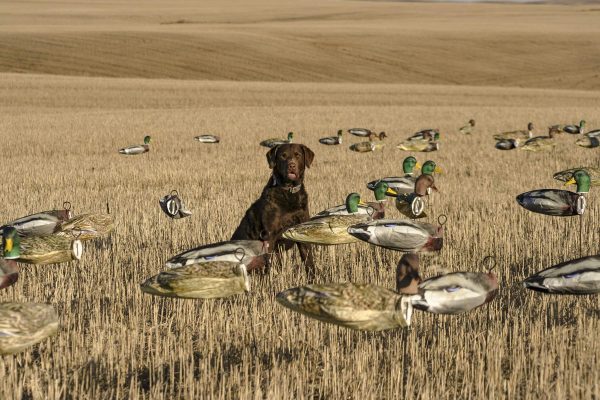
<box><xmin>373</xmin><ymin>181</ymin><xmax>389</xmax><ymax>202</ymax></box>
<box><xmin>527</xmin><ymin>122</ymin><xmax>534</xmax><ymax>131</ymax></box>
<box><xmin>402</xmin><ymin>156</ymin><xmax>420</xmax><ymax>175</ymax></box>
<box><xmin>469</xmin><ymin>119</ymin><xmax>476</xmax><ymax>126</ymax></box>
<box><xmin>337</xmin><ymin>130</ymin><xmax>343</xmax><ymax>137</ymax></box>
<box><xmin>421</xmin><ymin>160</ymin><xmax>442</xmax><ymax>175</ymax></box>
<box><xmin>287</xmin><ymin>132</ymin><xmax>294</xmax><ymax>142</ymax></box>
<box><xmin>580</xmin><ymin>120</ymin><xmax>586</xmax><ymax>128</ymax></box>
<box><xmin>345</xmin><ymin>193</ymin><xmax>366</xmax><ymax>214</ymax></box>
<box><xmin>144</xmin><ymin>135</ymin><xmax>152</xmax><ymax>145</ymax></box>
<box><xmin>379</xmin><ymin>131</ymin><xmax>387</xmax><ymax>140</ymax></box>
<box><xmin>395</xmin><ymin>253</ymin><xmax>422</xmax><ymax>294</ymax></box>
<box><xmin>2</xmin><ymin>227</ymin><xmax>20</xmax><ymax>260</ymax></box>
<box><xmin>565</xmin><ymin>170</ymin><xmax>591</xmax><ymax>194</ymax></box>
<box><xmin>433</xmin><ymin>132</ymin><xmax>440</xmax><ymax>141</ymax></box>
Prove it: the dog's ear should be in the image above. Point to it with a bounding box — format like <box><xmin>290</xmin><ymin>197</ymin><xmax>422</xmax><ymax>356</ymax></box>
<box><xmin>301</xmin><ymin>145</ymin><xmax>315</xmax><ymax>168</ymax></box>
<box><xmin>266</xmin><ymin>145</ymin><xmax>280</xmax><ymax>169</ymax></box>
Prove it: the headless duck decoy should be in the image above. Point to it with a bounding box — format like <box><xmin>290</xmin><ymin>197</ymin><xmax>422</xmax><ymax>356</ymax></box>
<box><xmin>141</xmin><ymin>261</ymin><xmax>250</xmax><ymax>299</ymax></box>
<box><xmin>550</xmin><ymin>120</ymin><xmax>585</xmax><ymax>135</ymax></box>
<box><xmin>119</xmin><ymin>135</ymin><xmax>151</xmax><ymax>155</ymax></box>
<box><xmin>314</xmin><ymin>183</ymin><xmax>388</xmax><ymax>220</ymax></box>
<box><xmin>349</xmin><ymin>141</ymin><xmax>384</xmax><ymax>153</ymax></box>
<box><xmin>520</xmin><ymin>128</ymin><xmax>558</xmax><ymax>152</ymax></box>
<box><xmin>523</xmin><ymin>255</ymin><xmax>600</xmax><ymax>294</ymax></box>
<box><xmin>283</xmin><ymin>193</ymin><xmax>371</xmax><ymax>245</ymax></box>
<box><xmin>194</xmin><ymin>135</ymin><xmax>220</xmax><ymax>143</ymax></box>
<box><xmin>395</xmin><ymin>160</ymin><xmax>441</xmax><ymax>219</ymax></box>
<box><xmin>493</xmin><ymin>122</ymin><xmax>534</xmax><ymax>142</ymax></box>
<box><xmin>1</xmin><ymin>228</ymin><xmax>21</xmax><ymax>290</ymax></box>
<box><xmin>319</xmin><ymin>130</ymin><xmax>343</xmax><ymax>145</ymax></box>
<box><xmin>260</xmin><ymin>132</ymin><xmax>293</xmax><ymax>148</ymax></box>
<box><xmin>516</xmin><ymin>170</ymin><xmax>590</xmax><ymax>216</ymax></box>
<box><xmin>0</xmin><ymin>302</ymin><xmax>59</xmax><ymax>355</ymax></box>
<box><xmin>348</xmin><ymin>128</ymin><xmax>372</xmax><ymax>137</ymax></box>
<box><xmin>159</xmin><ymin>190</ymin><xmax>192</xmax><ymax>219</ymax></box>
<box><xmin>367</xmin><ymin>156</ymin><xmax>421</xmax><ymax>197</ymax></box>
<box><xmin>55</xmin><ymin>213</ymin><xmax>114</xmax><ymax>241</ymax></box>
<box><xmin>0</xmin><ymin>203</ymin><xmax>73</xmax><ymax>238</ymax></box>
<box><xmin>459</xmin><ymin>120</ymin><xmax>476</xmax><ymax>135</ymax></box>
<box><xmin>554</xmin><ymin>167</ymin><xmax>599</xmax><ymax>187</ymax></box>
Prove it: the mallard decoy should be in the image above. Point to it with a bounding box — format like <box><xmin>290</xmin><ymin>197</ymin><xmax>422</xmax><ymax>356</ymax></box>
<box><xmin>347</xmin><ymin>219</ymin><xmax>444</xmax><ymax>253</ymax></box>
<box><xmin>1</xmin><ymin>228</ymin><xmax>20</xmax><ymax>290</ymax></box>
<box><xmin>368</xmin><ymin>131</ymin><xmax>387</xmax><ymax>141</ymax></box>
<box><xmin>349</xmin><ymin>141</ymin><xmax>384</xmax><ymax>153</ymax></box>
<box><xmin>283</xmin><ymin>193</ymin><xmax>371</xmax><ymax>245</ymax></box>
<box><xmin>395</xmin><ymin>160</ymin><xmax>441</xmax><ymax>218</ymax></box>
<box><xmin>348</xmin><ymin>128</ymin><xmax>372</xmax><ymax>137</ymax></box>
<box><xmin>495</xmin><ymin>138</ymin><xmax>521</xmax><ymax>150</ymax></box>
<box><xmin>16</xmin><ymin>235</ymin><xmax>83</xmax><ymax>265</ymax></box>
<box><xmin>523</xmin><ymin>255</ymin><xmax>600</xmax><ymax>294</ymax></box>
<box><xmin>165</xmin><ymin>240</ymin><xmax>269</xmax><ymax>272</ymax></box>
<box><xmin>575</xmin><ymin>136</ymin><xmax>599</xmax><ymax>148</ymax></box>
<box><xmin>550</xmin><ymin>120</ymin><xmax>585</xmax><ymax>135</ymax></box>
<box><xmin>159</xmin><ymin>190</ymin><xmax>192</xmax><ymax>219</ymax></box>
<box><xmin>319</xmin><ymin>130</ymin><xmax>343</xmax><ymax>145</ymax></box>
<box><xmin>314</xmin><ymin>183</ymin><xmax>388</xmax><ymax>220</ymax></box>
<box><xmin>520</xmin><ymin>128</ymin><xmax>558</xmax><ymax>152</ymax></box>
<box><xmin>516</xmin><ymin>170</ymin><xmax>590</xmax><ymax>216</ymax></box>
<box><xmin>459</xmin><ymin>120</ymin><xmax>476</xmax><ymax>135</ymax></box>
<box><xmin>407</xmin><ymin>129</ymin><xmax>439</xmax><ymax>142</ymax></box>
<box><xmin>141</xmin><ymin>261</ymin><xmax>250</xmax><ymax>299</ymax></box>
<box><xmin>554</xmin><ymin>167</ymin><xmax>600</xmax><ymax>187</ymax></box>
<box><xmin>0</xmin><ymin>205</ymin><xmax>73</xmax><ymax>238</ymax></box>
<box><xmin>194</xmin><ymin>135</ymin><xmax>220</xmax><ymax>143</ymax></box>
<box><xmin>0</xmin><ymin>302</ymin><xmax>59</xmax><ymax>355</ymax></box>
<box><xmin>397</xmin><ymin>139</ymin><xmax>439</xmax><ymax>152</ymax></box>
<box><xmin>260</xmin><ymin>132</ymin><xmax>293</xmax><ymax>148</ymax></box>
<box><xmin>119</xmin><ymin>135</ymin><xmax>151</xmax><ymax>155</ymax></box>
<box><xmin>493</xmin><ymin>122</ymin><xmax>534</xmax><ymax>141</ymax></box>
<box><xmin>367</xmin><ymin>156</ymin><xmax>421</xmax><ymax>197</ymax></box>
<box><xmin>55</xmin><ymin>213</ymin><xmax>114</xmax><ymax>241</ymax></box>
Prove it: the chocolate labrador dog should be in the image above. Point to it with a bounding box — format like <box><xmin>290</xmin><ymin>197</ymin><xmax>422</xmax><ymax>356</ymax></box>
<box><xmin>231</xmin><ymin>143</ymin><xmax>315</xmax><ymax>279</ymax></box>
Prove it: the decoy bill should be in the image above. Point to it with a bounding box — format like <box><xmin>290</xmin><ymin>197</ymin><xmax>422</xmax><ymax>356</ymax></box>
<box><xmin>0</xmin><ymin>302</ymin><xmax>59</xmax><ymax>355</ymax></box>
<box><xmin>159</xmin><ymin>190</ymin><xmax>192</xmax><ymax>219</ymax></box>
<box><xmin>523</xmin><ymin>255</ymin><xmax>600</xmax><ymax>294</ymax></box>
<box><xmin>119</xmin><ymin>135</ymin><xmax>151</xmax><ymax>155</ymax></box>
<box><xmin>347</xmin><ymin>219</ymin><xmax>444</xmax><ymax>253</ymax></box>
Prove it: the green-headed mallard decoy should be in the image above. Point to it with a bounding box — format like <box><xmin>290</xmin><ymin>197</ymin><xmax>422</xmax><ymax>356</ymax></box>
<box><xmin>1</xmin><ymin>227</ymin><xmax>21</xmax><ymax>290</ymax></box>
<box><xmin>395</xmin><ymin>160</ymin><xmax>441</xmax><ymax>219</ymax></box>
<box><xmin>348</xmin><ymin>128</ymin><xmax>372</xmax><ymax>137</ymax></box>
<box><xmin>516</xmin><ymin>169</ymin><xmax>590</xmax><ymax>216</ymax></box>
<box><xmin>550</xmin><ymin>120</ymin><xmax>585</xmax><ymax>135</ymax></box>
<box><xmin>55</xmin><ymin>213</ymin><xmax>114</xmax><ymax>241</ymax></box>
<box><xmin>159</xmin><ymin>190</ymin><xmax>192</xmax><ymax>219</ymax></box>
<box><xmin>15</xmin><ymin>234</ymin><xmax>83</xmax><ymax>265</ymax></box>
<box><xmin>165</xmin><ymin>240</ymin><xmax>269</xmax><ymax>272</ymax></box>
<box><xmin>260</xmin><ymin>132</ymin><xmax>293</xmax><ymax>148</ymax></box>
<box><xmin>0</xmin><ymin>203</ymin><xmax>73</xmax><ymax>238</ymax></box>
<box><xmin>493</xmin><ymin>122</ymin><xmax>534</xmax><ymax>142</ymax></box>
<box><xmin>554</xmin><ymin>167</ymin><xmax>600</xmax><ymax>187</ymax></box>
<box><xmin>523</xmin><ymin>255</ymin><xmax>600</xmax><ymax>294</ymax></box>
<box><xmin>141</xmin><ymin>261</ymin><xmax>250</xmax><ymax>299</ymax></box>
<box><xmin>319</xmin><ymin>130</ymin><xmax>343</xmax><ymax>145</ymax></box>
<box><xmin>0</xmin><ymin>302</ymin><xmax>59</xmax><ymax>355</ymax></box>
<box><xmin>283</xmin><ymin>193</ymin><xmax>371</xmax><ymax>245</ymax></box>
<box><xmin>194</xmin><ymin>135</ymin><xmax>220</xmax><ymax>143</ymax></box>
<box><xmin>119</xmin><ymin>135</ymin><xmax>151</xmax><ymax>155</ymax></box>
<box><xmin>459</xmin><ymin>120</ymin><xmax>476</xmax><ymax>135</ymax></box>
<box><xmin>367</xmin><ymin>156</ymin><xmax>421</xmax><ymax>197</ymax></box>
<box><xmin>349</xmin><ymin>141</ymin><xmax>384</xmax><ymax>153</ymax></box>
<box><xmin>407</xmin><ymin>129</ymin><xmax>439</xmax><ymax>142</ymax></box>
<box><xmin>315</xmin><ymin>183</ymin><xmax>388</xmax><ymax>220</ymax></box>
<box><xmin>520</xmin><ymin>127</ymin><xmax>558</xmax><ymax>152</ymax></box>
<box><xmin>368</xmin><ymin>131</ymin><xmax>387</xmax><ymax>141</ymax></box>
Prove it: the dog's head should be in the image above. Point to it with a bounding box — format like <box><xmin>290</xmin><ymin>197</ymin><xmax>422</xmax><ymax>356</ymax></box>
<box><xmin>266</xmin><ymin>143</ymin><xmax>314</xmax><ymax>184</ymax></box>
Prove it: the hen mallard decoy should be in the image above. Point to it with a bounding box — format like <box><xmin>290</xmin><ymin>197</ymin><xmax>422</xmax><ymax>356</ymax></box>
<box><xmin>550</xmin><ymin>120</ymin><xmax>585</xmax><ymax>135</ymax></box>
<box><xmin>141</xmin><ymin>261</ymin><xmax>250</xmax><ymax>299</ymax></box>
<box><xmin>523</xmin><ymin>255</ymin><xmax>600</xmax><ymax>294</ymax></box>
<box><xmin>119</xmin><ymin>135</ymin><xmax>151</xmax><ymax>155</ymax></box>
<box><xmin>194</xmin><ymin>135</ymin><xmax>220</xmax><ymax>143</ymax></box>
<box><xmin>314</xmin><ymin>183</ymin><xmax>388</xmax><ymax>220</ymax></box>
<box><xmin>319</xmin><ymin>130</ymin><xmax>343</xmax><ymax>145</ymax></box>
<box><xmin>348</xmin><ymin>128</ymin><xmax>372</xmax><ymax>137</ymax></box>
<box><xmin>554</xmin><ymin>167</ymin><xmax>600</xmax><ymax>187</ymax></box>
<box><xmin>0</xmin><ymin>302</ymin><xmax>59</xmax><ymax>355</ymax></box>
<box><xmin>395</xmin><ymin>160</ymin><xmax>441</xmax><ymax>219</ymax></box>
<box><xmin>459</xmin><ymin>120</ymin><xmax>476</xmax><ymax>135</ymax></box>
<box><xmin>159</xmin><ymin>190</ymin><xmax>192</xmax><ymax>219</ymax></box>
<box><xmin>368</xmin><ymin>131</ymin><xmax>387</xmax><ymax>141</ymax></box>
<box><xmin>575</xmin><ymin>136</ymin><xmax>599</xmax><ymax>148</ymax></box>
<box><xmin>0</xmin><ymin>205</ymin><xmax>73</xmax><ymax>238</ymax></box>
<box><xmin>55</xmin><ymin>213</ymin><xmax>114</xmax><ymax>241</ymax></box>
<box><xmin>493</xmin><ymin>122</ymin><xmax>534</xmax><ymax>141</ymax></box>
<box><xmin>260</xmin><ymin>132</ymin><xmax>293</xmax><ymax>148</ymax></box>
<box><xmin>367</xmin><ymin>156</ymin><xmax>421</xmax><ymax>197</ymax></box>
<box><xmin>516</xmin><ymin>170</ymin><xmax>590</xmax><ymax>216</ymax></box>
<box><xmin>283</xmin><ymin>193</ymin><xmax>371</xmax><ymax>245</ymax></box>
<box><xmin>1</xmin><ymin>228</ymin><xmax>20</xmax><ymax>290</ymax></box>
<box><xmin>349</xmin><ymin>141</ymin><xmax>384</xmax><ymax>153</ymax></box>
<box><xmin>165</xmin><ymin>240</ymin><xmax>269</xmax><ymax>272</ymax></box>
<box><xmin>408</xmin><ymin>129</ymin><xmax>439</xmax><ymax>142</ymax></box>
<box><xmin>520</xmin><ymin>128</ymin><xmax>558</xmax><ymax>152</ymax></box>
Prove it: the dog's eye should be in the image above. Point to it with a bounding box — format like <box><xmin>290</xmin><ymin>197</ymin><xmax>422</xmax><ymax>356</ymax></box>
<box><xmin>294</xmin><ymin>152</ymin><xmax>301</xmax><ymax>157</ymax></box>
<box><xmin>280</xmin><ymin>152</ymin><xmax>287</xmax><ymax>159</ymax></box>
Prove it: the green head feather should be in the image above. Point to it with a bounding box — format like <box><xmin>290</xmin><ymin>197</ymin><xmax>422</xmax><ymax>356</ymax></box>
<box><xmin>144</xmin><ymin>135</ymin><xmax>152</xmax><ymax>145</ymax></box>
<box><xmin>345</xmin><ymin>193</ymin><xmax>362</xmax><ymax>214</ymax></box>
<box><xmin>287</xmin><ymin>132</ymin><xmax>294</xmax><ymax>142</ymax></box>
<box><xmin>580</xmin><ymin>120</ymin><xmax>586</xmax><ymax>128</ymax></box>
<box><xmin>402</xmin><ymin>156</ymin><xmax>418</xmax><ymax>174</ymax></box>
<box><xmin>421</xmin><ymin>160</ymin><xmax>437</xmax><ymax>175</ymax></box>
<box><xmin>433</xmin><ymin>132</ymin><xmax>440</xmax><ymax>141</ymax></box>
<box><xmin>2</xmin><ymin>227</ymin><xmax>20</xmax><ymax>260</ymax></box>
<box><xmin>574</xmin><ymin>170</ymin><xmax>590</xmax><ymax>194</ymax></box>
<box><xmin>374</xmin><ymin>181</ymin><xmax>389</xmax><ymax>201</ymax></box>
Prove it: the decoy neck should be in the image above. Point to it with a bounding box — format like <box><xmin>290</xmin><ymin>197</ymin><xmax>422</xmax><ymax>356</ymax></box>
<box><xmin>421</xmin><ymin>160</ymin><xmax>442</xmax><ymax>175</ymax></box>
<box><xmin>579</xmin><ymin>120</ymin><xmax>586</xmax><ymax>133</ymax></box>
<box><xmin>143</xmin><ymin>135</ymin><xmax>152</xmax><ymax>145</ymax></box>
<box><xmin>402</xmin><ymin>156</ymin><xmax>419</xmax><ymax>175</ymax></box>
<box><xmin>345</xmin><ymin>193</ymin><xmax>365</xmax><ymax>214</ymax></box>
<box><xmin>373</xmin><ymin>181</ymin><xmax>389</xmax><ymax>202</ymax></box>
<box><xmin>565</xmin><ymin>170</ymin><xmax>591</xmax><ymax>194</ymax></box>
<box><xmin>395</xmin><ymin>253</ymin><xmax>421</xmax><ymax>294</ymax></box>
<box><xmin>527</xmin><ymin>123</ymin><xmax>534</xmax><ymax>138</ymax></box>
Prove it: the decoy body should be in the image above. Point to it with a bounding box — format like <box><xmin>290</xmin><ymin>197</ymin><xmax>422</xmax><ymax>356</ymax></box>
<box><xmin>141</xmin><ymin>261</ymin><xmax>250</xmax><ymax>299</ymax></box>
<box><xmin>395</xmin><ymin>160</ymin><xmax>440</xmax><ymax>218</ymax></box>
<box><xmin>408</xmin><ymin>129</ymin><xmax>439</xmax><ymax>142</ymax></box>
<box><xmin>550</xmin><ymin>120</ymin><xmax>585</xmax><ymax>135</ymax></box>
<box><xmin>319</xmin><ymin>130</ymin><xmax>343</xmax><ymax>145</ymax></box>
<box><xmin>523</xmin><ymin>255</ymin><xmax>600</xmax><ymax>294</ymax></box>
<box><xmin>554</xmin><ymin>167</ymin><xmax>599</xmax><ymax>187</ymax></box>
<box><xmin>194</xmin><ymin>135</ymin><xmax>220</xmax><ymax>143</ymax></box>
<box><xmin>367</xmin><ymin>156</ymin><xmax>421</xmax><ymax>197</ymax></box>
<box><xmin>119</xmin><ymin>135</ymin><xmax>151</xmax><ymax>155</ymax></box>
<box><xmin>347</xmin><ymin>219</ymin><xmax>443</xmax><ymax>253</ymax></box>
<box><xmin>159</xmin><ymin>191</ymin><xmax>192</xmax><ymax>219</ymax></box>
<box><xmin>55</xmin><ymin>213</ymin><xmax>114</xmax><ymax>241</ymax></box>
<box><xmin>0</xmin><ymin>208</ymin><xmax>73</xmax><ymax>238</ymax></box>
<box><xmin>495</xmin><ymin>138</ymin><xmax>521</xmax><ymax>151</ymax></box>
<box><xmin>520</xmin><ymin>128</ymin><xmax>558</xmax><ymax>152</ymax></box>
<box><xmin>459</xmin><ymin>120</ymin><xmax>476</xmax><ymax>135</ymax></box>
<box><xmin>1</xmin><ymin>228</ymin><xmax>21</xmax><ymax>290</ymax></box>
<box><xmin>348</xmin><ymin>128</ymin><xmax>372</xmax><ymax>137</ymax></box>
<box><xmin>17</xmin><ymin>235</ymin><xmax>83</xmax><ymax>265</ymax></box>
<box><xmin>165</xmin><ymin>240</ymin><xmax>269</xmax><ymax>272</ymax></box>
<box><xmin>494</xmin><ymin>123</ymin><xmax>534</xmax><ymax>141</ymax></box>
<box><xmin>349</xmin><ymin>141</ymin><xmax>384</xmax><ymax>153</ymax></box>
<box><xmin>260</xmin><ymin>132</ymin><xmax>293</xmax><ymax>148</ymax></box>
<box><xmin>516</xmin><ymin>170</ymin><xmax>590</xmax><ymax>216</ymax></box>
<box><xmin>0</xmin><ymin>302</ymin><xmax>59</xmax><ymax>355</ymax></box>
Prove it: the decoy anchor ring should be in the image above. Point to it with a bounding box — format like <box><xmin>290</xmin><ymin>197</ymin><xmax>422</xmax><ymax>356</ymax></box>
<box><xmin>482</xmin><ymin>255</ymin><xmax>496</xmax><ymax>272</ymax></box>
<box><xmin>437</xmin><ymin>214</ymin><xmax>448</xmax><ymax>226</ymax></box>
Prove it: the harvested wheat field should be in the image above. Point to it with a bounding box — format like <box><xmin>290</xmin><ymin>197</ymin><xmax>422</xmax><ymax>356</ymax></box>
<box><xmin>1</xmin><ymin>0</ymin><xmax>600</xmax><ymax>399</ymax></box>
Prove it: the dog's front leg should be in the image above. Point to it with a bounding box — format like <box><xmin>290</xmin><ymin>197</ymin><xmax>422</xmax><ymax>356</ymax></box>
<box><xmin>297</xmin><ymin>243</ymin><xmax>315</xmax><ymax>282</ymax></box>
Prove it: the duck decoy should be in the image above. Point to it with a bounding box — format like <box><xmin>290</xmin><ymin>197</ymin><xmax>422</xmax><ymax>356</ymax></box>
<box><xmin>367</xmin><ymin>156</ymin><xmax>421</xmax><ymax>197</ymax></box>
<box><xmin>397</xmin><ymin>139</ymin><xmax>439</xmax><ymax>152</ymax></box>
<box><xmin>1</xmin><ymin>227</ymin><xmax>21</xmax><ymax>290</ymax></box>
<box><xmin>575</xmin><ymin>136</ymin><xmax>599</xmax><ymax>148</ymax></box>
<box><xmin>459</xmin><ymin>120</ymin><xmax>476</xmax><ymax>135</ymax></box>
<box><xmin>165</xmin><ymin>240</ymin><xmax>269</xmax><ymax>272</ymax></box>
<box><xmin>55</xmin><ymin>213</ymin><xmax>114</xmax><ymax>241</ymax></box>
<box><xmin>159</xmin><ymin>190</ymin><xmax>192</xmax><ymax>219</ymax></box>
<box><xmin>349</xmin><ymin>141</ymin><xmax>385</xmax><ymax>153</ymax></box>
<box><xmin>520</xmin><ymin>128</ymin><xmax>558</xmax><ymax>152</ymax></box>
<box><xmin>319</xmin><ymin>130</ymin><xmax>343</xmax><ymax>145</ymax></box>
<box><xmin>194</xmin><ymin>135</ymin><xmax>220</xmax><ymax>143</ymax></box>
<box><xmin>260</xmin><ymin>132</ymin><xmax>293</xmax><ymax>148</ymax></box>
<box><xmin>550</xmin><ymin>120</ymin><xmax>585</xmax><ymax>135</ymax></box>
<box><xmin>523</xmin><ymin>255</ymin><xmax>600</xmax><ymax>294</ymax></box>
<box><xmin>141</xmin><ymin>261</ymin><xmax>250</xmax><ymax>299</ymax></box>
<box><xmin>554</xmin><ymin>167</ymin><xmax>599</xmax><ymax>187</ymax></box>
<box><xmin>348</xmin><ymin>128</ymin><xmax>372</xmax><ymax>137</ymax></box>
<box><xmin>283</xmin><ymin>193</ymin><xmax>371</xmax><ymax>245</ymax></box>
<box><xmin>395</xmin><ymin>160</ymin><xmax>441</xmax><ymax>218</ymax></box>
<box><xmin>493</xmin><ymin>123</ymin><xmax>534</xmax><ymax>142</ymax></box>
<box><xmin>407</xmin><ymin>129</ymin><xmax>439</xmax><ymax>142</ymax></box>
<box><xmin>495</xmin><ymin>138</ymin><xmax>521</xmax><ymax>150</ymax></box>
<box><xmin>368</xmin><ymin>131</ymin><xmax>387</xmax><ymax>141</ymax></box>
<box><xmin>119</xmin><ymin>135</ymin><xmax>151</xmax><ymax>155</ymax></box>
<box><xmin>0</xmin><ymin>203</ymin><xmax>73</xmax><ymax>238</ymax></box>
<box><xmin>315</xmin><ymin>183</ymin><xmax>388</xmax><ymax>220</ymax></box>
<box><xmin>516</xmin><ymin>170</ymin><xmax>590</xmax><ymax>216</ymax></box>
<box><xmin>16</xmin><ymin>235</ymin><xmax>83</xmax><ymax>265</ymax></box>
<box><xmin>0</xmin><ymin>302</ymin><xmax>59</xmax><ymax>355</ymax></box>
